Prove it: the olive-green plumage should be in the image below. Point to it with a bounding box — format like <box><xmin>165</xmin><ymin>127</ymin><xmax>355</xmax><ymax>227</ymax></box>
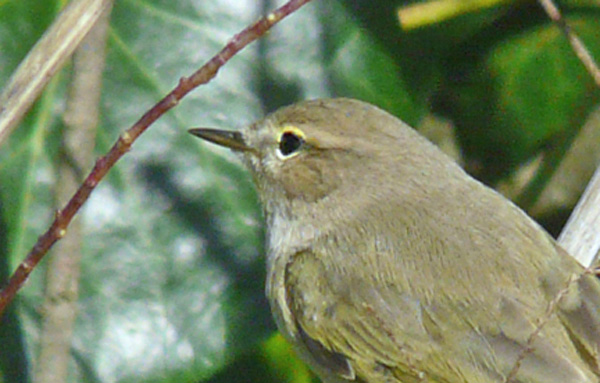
<box><xmin>190</xmin><ymin>98</ymin><xmax>600</xmax><ymax>383</ymax></box>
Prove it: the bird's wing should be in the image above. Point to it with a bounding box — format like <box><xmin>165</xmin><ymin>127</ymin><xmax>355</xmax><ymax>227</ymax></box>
<box><xmin>542</xmin><ymin>245</ymin><xmax>600</xmax><ymax>376</ymax></box>
<box><xmin>285</xmin><ymin>249</ymin><xmax>443</xmax><ymax>382</ymax></box>
<box><xmin>284</xmin><ymin>249</ymin><xmax>599</xmax><ymax>383</ymax></box>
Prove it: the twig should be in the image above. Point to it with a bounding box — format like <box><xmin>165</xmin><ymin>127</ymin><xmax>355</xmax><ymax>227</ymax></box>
<box><xmin>506</xmin><ymin>2</ymin><xmax>600</xmax><ymax>379</ymax></box>
<box><xmin>0</xmin><ymin>0</ymin><xmax>315</xmax><ymax>318</ymax></box>
<box><xmin>504</xmin><ymin>269</ymin><xmax>593</xmax><ymax>382</ymax></box>
<box><xmin>538</xmin><ymin>0</ymin><xmax>600</xmax><ymax>88</ymax></box>
<box><xmin>33</xmin><ymin>3</ymin><xmax>113</xmax><ymax>383</ymax></box>
<box><xmin>537</xmin><ymin>0</ymin><xmax>600</xmax><ymax>267</ymax></box>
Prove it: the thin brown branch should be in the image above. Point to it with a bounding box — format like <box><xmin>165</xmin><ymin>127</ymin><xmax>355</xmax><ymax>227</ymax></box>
<box><xmin>504</xmin><ymin>269</ymin><xmax>593</xmax><ymax>382</ymax></box>
<box><xmin>505</xmin><ymin>2</ymin><xmax>600</xmax><ymax>380</ymax></box>
<box><xmin>539</xmin><ymin>0</ymin><xmax>600</xmax><ymax>267</ymax></box>
<box><xmin>0</xmin><ymin>0</ymin><xmax>315</xmax><ymax>318</ymax></box>
<box><xmin>538</xmin><ymin>0</ymin><xmax>600</xmax><ymax>88</ymax></box>
<box><xmin>33</xmin><ymin>3</ymin><xmax>113</xmax><ymax>383</ymax></box>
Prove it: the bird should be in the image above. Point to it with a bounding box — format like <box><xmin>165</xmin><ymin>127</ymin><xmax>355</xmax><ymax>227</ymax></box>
<box><xmin>190</xmin><ymin>98</ymin><xmax>600</xmax><ymax>383</ymax></box>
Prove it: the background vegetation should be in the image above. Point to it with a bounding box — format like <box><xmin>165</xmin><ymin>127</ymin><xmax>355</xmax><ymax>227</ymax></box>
<box><xmin>1</xmin><ymin>0</ymin><xmax>600</xmax><ymax>382</ymax></box>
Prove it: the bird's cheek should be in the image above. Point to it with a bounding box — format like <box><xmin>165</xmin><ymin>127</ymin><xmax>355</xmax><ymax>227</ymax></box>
<box><xmin>280</xmin><ymin>161</ymin><xmax>338</xmax><ymax>203</ymax></box>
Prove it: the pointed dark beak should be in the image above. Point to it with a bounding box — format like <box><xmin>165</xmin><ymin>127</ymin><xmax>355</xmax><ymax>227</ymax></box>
<box><xmin>189</xmin><ymin>128</ymin><xmax>251</xmax><ymax>152</ymax></box>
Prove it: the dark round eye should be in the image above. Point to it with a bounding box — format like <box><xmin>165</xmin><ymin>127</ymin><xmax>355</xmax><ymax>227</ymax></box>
<box><xmin>279</xmin><ymin>131</ymin><xmax>305</xmax><ymax>156</ymax></box>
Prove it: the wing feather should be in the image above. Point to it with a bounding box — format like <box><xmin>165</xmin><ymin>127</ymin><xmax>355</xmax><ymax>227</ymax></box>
<box><xmin>283</xmin><ymin>249</ymin><xmax>599</xmax><ymax>383</ymax></box>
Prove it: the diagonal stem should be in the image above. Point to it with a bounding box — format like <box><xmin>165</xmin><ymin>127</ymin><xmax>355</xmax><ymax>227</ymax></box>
<box><xmin>0</xmin><ymin>0</ymin><xmax>315</xmax><ymax>318</ymax></box>
<box><xmin>537</xmin><ymin>0</ymin><xmax>600</xmax><ymax>88</ymax></box>
<box><xmin>33</xmin><ymin>3</ymin><xmax>113</xmax><ymax>383</ymax></box>
<box><xmin>506</xmin><ymin>2</ymin><xmax>600</xmax><ymax>381</ymax></box>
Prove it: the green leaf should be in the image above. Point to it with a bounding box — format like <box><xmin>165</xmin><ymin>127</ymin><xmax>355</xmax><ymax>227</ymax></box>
<box><xmin>321</xmin><ymin>0</ymin><xmax>427</xmax><ymax>125</ymax></box>
<box><xmin>261</xmin><ymin>334</ymin><xmax>314</xmax><ymax>383</ymax></box>
<box><xmin>441</xmin><ymin>12</ymin><xmax>600</xmax><ymax>180</ymax></box>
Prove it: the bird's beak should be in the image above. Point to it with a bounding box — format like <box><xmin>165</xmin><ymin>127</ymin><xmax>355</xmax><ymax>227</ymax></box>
<box><xmin>189</xmin><ymin>128</ymin><xmax>252</xmax><ymax>152</ymax></box>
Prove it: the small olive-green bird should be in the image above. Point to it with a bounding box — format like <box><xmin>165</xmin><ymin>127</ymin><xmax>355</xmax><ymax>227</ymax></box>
<box><xmin>190</xmin><ymin>98</ymin><xmax>600</xmax><ymax>383</ymax></box>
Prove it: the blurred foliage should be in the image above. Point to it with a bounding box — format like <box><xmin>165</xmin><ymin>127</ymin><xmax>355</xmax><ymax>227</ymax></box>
<box><xmin>0</xmin><ymin>0</ymin><xmax>599</xmax><ymax>382</ymax></box>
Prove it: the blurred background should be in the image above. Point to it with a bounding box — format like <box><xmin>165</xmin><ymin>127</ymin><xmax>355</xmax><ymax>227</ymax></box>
<box><xmin>1</xmin><ymin>0</ymin><xmax>600</xmax><ymax>382</ymax></box>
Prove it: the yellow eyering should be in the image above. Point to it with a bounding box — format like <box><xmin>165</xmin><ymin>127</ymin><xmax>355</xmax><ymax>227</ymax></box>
<box><xmin>275</xmin><ymin>125</ymin><xmax>307</xmax><ymax>160</ymax></box>
<box><xmin>278</xmin><ymin>125</ymin><xmax>306</xmax><ymax>142</ymax></box>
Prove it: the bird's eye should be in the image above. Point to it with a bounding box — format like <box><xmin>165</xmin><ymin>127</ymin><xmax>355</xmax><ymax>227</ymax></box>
<box><xmin>278</xmin><ymin>130</ymin><xmax>305</xmax><ymax>157</ymax></box>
